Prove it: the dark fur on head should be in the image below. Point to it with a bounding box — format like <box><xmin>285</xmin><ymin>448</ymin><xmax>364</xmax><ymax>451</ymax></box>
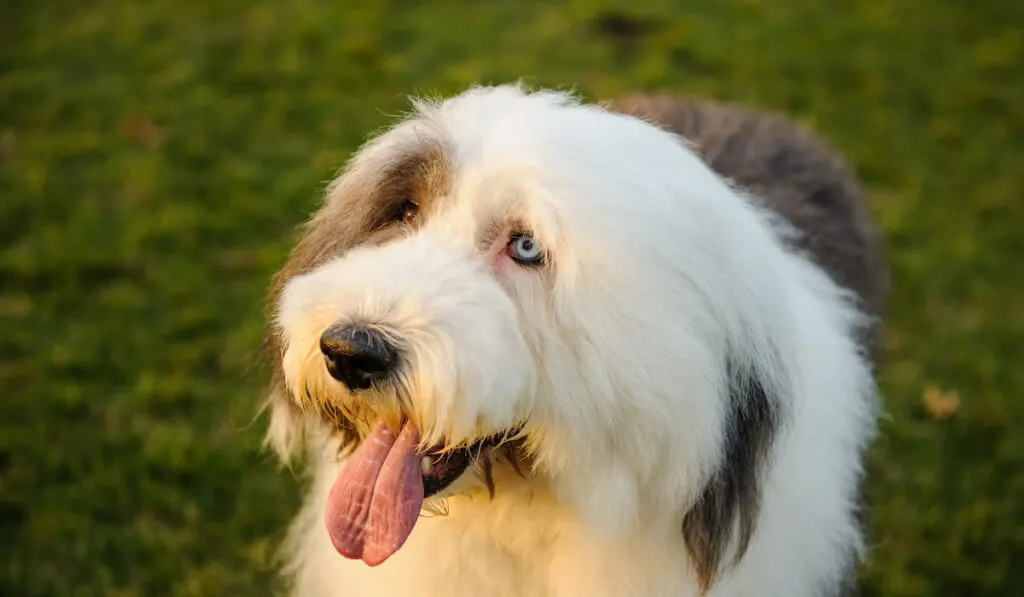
<box><xmin>608</xmin><ymin>95</ymin><xmax>887</xmax><ymax>592</ymax></box>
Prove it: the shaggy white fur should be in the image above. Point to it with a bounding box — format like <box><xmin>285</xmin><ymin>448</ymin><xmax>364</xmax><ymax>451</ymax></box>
<box><xmin>266</xmin><ymin>84</ymin><xmax>879</xmax><ymax>597</ymax></box>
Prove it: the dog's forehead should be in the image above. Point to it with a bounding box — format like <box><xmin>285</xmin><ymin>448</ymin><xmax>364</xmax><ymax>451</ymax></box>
<box><xmin>272</xmin><ymin>87</ymin><xmax>674</xmax><ymax>298</ymax></box>
<box><xmin>414</xmin><ymin>87</ymin><xmax>584</xmax><ymax>173</ymax></box>
<box><xmin>356</xmin><ymin>100</ymin><xmax>560</xmax><ymax>220</ymax></box>
<box><xmin>392</xmin><ymin>88</ymin><xmax>621</xmax><ymax>219</ymax></box>
<box><xmin>405</xmin><ymin>86</ymin><xmax>685</xmax><ymax>209</ymax></box>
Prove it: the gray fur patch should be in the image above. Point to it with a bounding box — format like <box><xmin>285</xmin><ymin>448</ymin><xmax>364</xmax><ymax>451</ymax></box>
<box><xmin>683</xmin><ymin>356</ymin><xmax>783</xmax><ymax>592</ymax></box>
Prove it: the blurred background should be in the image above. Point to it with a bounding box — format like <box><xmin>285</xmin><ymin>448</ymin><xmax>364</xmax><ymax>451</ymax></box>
<box><xmin>2</xmin><ymin>1</ymin><xmax>1021</xmax><ymax>596</ymax></box>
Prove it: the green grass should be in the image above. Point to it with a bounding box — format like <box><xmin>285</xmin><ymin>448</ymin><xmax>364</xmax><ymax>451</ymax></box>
<box><xmin>2</xmin><ymin>1</ymin><xmax>1022</xmax><ymax>595</ymax></box>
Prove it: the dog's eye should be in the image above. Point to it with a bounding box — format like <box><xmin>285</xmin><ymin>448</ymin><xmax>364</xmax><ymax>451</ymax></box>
<box><xmin>508</xmin><ymin>234</ymin><xmax>543</xmax><ymax>265</ymax></box>
<box><xmin>400</xmin><ymin>201</ymin><xmax>419</xmax><ymax>223</ymax></box>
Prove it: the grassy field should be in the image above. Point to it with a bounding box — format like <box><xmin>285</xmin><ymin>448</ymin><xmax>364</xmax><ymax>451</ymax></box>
<box><xmin>2</xmin><ymin>1</ymin><xmax>1022</xmax><ymax>595</ymax></box>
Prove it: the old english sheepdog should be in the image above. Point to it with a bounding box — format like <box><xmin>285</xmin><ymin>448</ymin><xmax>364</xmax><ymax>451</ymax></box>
<box><xmin>261</xmin><ymin>84</ymin><xmax>888</xmax><ymax>597</ymax></box>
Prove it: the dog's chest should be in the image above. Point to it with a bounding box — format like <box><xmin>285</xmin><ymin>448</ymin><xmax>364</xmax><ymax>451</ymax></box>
<box><xmin>317</xmin><ymin>502</ymin><xmax>697</xmax><ymax>597</ymax></box>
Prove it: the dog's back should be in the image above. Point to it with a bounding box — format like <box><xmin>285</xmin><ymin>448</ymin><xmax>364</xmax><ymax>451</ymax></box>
<box><xmin>609</xmin><ymin>95</ymin><xmax>888</xmax><ymax>350</ymax></box>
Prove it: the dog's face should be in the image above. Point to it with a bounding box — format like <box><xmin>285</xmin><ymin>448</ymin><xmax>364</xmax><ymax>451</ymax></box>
<box><xmin>265</xmin><ymin>85</ymin><xmax>794</xmax><ymax>577</ymax></box>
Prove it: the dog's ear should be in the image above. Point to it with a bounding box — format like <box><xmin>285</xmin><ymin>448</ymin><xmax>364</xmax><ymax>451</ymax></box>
<box><xmin>682</xmin><ymin>355</ymin><xmax>784</xmax><ymax>593</ymax></box>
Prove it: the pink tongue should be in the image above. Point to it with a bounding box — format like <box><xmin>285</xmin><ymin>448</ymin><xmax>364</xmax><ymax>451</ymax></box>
<box><xmin>324</xmin><ymin>420</ymin><xmax>424</xmax><ymax>566</ymax></box>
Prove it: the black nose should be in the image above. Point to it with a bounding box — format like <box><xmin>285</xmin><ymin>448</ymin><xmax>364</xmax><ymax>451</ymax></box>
<box><xmin>319</xmin><ymin>324</ymin><xmax>399</xmax><ymax>390</ymax></box>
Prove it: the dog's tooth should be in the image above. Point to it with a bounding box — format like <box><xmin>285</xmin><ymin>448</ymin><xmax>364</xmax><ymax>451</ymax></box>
<box><xmin>421</xmin><ymin>456</ymin><xmax>432</xmax><ymax>475</ymax></box>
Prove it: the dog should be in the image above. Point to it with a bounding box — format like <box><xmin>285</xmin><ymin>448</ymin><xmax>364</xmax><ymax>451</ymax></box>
<box><xmin>261</xmin><ymin>84</ymin><xmax>888</xmax><ymax>597</ymax></box>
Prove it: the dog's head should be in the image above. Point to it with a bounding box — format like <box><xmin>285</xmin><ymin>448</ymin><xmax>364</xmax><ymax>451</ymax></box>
<box><xmin>264</xmin><ymin>84</ymin><xmax>802</xmax><ymax>584</ymax></box>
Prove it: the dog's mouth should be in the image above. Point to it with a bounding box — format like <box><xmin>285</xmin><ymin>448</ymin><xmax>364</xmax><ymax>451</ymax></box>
<box><xmin>323</xmin><ymin>418</ymin><xmax>515</xmax><ymax>567</ymax></box>
<box><xmin>420</xmin><ymin>432</ymin><xmax>508</xmax><ymax>498</ymax></box>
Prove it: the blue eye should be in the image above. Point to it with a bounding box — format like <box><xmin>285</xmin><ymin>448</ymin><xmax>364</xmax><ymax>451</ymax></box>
<box><xmin>509</xmin><ymin>234</ymin><xmax>543</xmax><ymax>264</ymax></box>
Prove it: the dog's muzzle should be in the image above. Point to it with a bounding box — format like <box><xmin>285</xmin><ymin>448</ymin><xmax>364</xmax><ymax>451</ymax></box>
<box><xmin>319</xmin><ymin>324</ymin><xmax>399</xmax><ymax>390</ymax></box>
